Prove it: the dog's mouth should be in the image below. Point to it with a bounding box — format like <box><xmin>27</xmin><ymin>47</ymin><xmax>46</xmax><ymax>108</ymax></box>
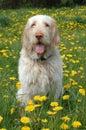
<box><xmin>35</xmin><ymin>42</ymin><xmax>45</xmax><ymax>55</ymax></box>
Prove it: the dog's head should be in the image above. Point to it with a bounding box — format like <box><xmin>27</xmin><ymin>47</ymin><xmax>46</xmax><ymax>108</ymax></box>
<box><xmin>22</xmin><ymin>15</ymin><xmax>60</xmax><ymax>60</ymax></box>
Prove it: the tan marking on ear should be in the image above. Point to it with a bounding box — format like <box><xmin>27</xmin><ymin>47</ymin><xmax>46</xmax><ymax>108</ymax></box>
<box><xmin>22</xmin><ymin>23</ymin><xmax>30</xmax><ymax>49</ymax></box>
<box><xmin>51</xmin><ymin>19</ymin><xmax>60</xmax><ymax>45</ymax></box>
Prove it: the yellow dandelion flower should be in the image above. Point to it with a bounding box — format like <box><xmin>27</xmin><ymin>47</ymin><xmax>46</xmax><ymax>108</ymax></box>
<box><xmin>0</xmin><ymin>116</ymin><xmax>3</xmax><ymax>123</ymax></box>
<box><xmin>9</xmin><ymin>77</ymin><xmax>16</xmax><ymax>80</ymax></box>
<box><xmin>3</xmin><ymin>53</ymin><xmax>8</xmax><ymax>57</ymax></box>
<box><xmin>70</xmin><ymin>42</ymin><xmax>75</xmax><ymax>45</ymax></box>
<box><xmin>62</xmin><ymin>95</ymin><xmax>70</xmax><ymax>100</ymax></box>
<box><xmin>10</xmin><ymin>108</ymin><xmax>15</xmax><ymax>114</ymax></box>
<box><xmin>3</xmin><ymin>95</ymin><xmax>8</xmax><ymax>99</ymax></box>
<box><xmin>0</xmin><ymin>49</ymin><xmax>7</xmax><ymax>53</ymax></box>
<box><xmin>41</xmin><ymin>118</ymin><xmax>48</xmax><ymax>123</ymax></box>
<box><xmin>25</xmin><ymin>105</ymin><xmax>35</xmax><ymax>112</ymax></box>
<box><xmin>0</xmin><ymin>128</ymin><xmax>6</xmax><ymax>130</ymax></box>
<box><xmin>50</xmin><ymin>101</ymin><xmax>58</xmax><ymax>107</ymax></box>
<box><xmin>61</xmin><ymin>54</ymin><xmax>65</xmax><ymax>59</ymax></box>
<box><xmin>16</xmin><ymin>81</ymin><xmax>21</xmax><ymax>89</ymax></box>
<box><xmin>80</xmin><ymin>75</ymin><xmax>84</xmax><ymax>79</ymax></box>
<box><xmin>64</xmin><ymin>73</ymin><xmax>68</xmax><ymax>77</ymax></box>
<box><xmin>61</xmin><ymin>116</ymin><xmax>70</xmax><ymax>122</ymax></box>
<box><xmin>79</xmin><ymin>67</ymin><xmax>84</xmax><ymax>70</ymax></box>
<box><xmin>39</xmin><ymin>96</ymin><xmax>48</xmax><ymax>102</ymax></box>
<box><xmin>0</xmin><ymin>67</ymin><xmax>3</xmax><ymax>70</ymax></box>
<box><xmin>33</xmin><ymin>95</ymin><xmax>41</xmax><ymax>100</ymax></box>
<box><xmin>79</xmin><ymin>88</ymin><xmax>85</xmax><ymax>96</ymax></box>
<box><xmin>47</xmin><ymin>111</ymin><xmax>57</xmax><ymax>116</ymax></box>
<box><xmin>34</xmin><ymin>95</ymin><xmax>47</xmax><ymax>102</ymax></box>
<box><xmin>64</xmin><ymin>84</ymin><xmax>70</xmax><ymax>89</ymax></box>
<box><xmin>60</xmin><ymin>122</ymin><xmax>69</xmax><ymax>130</ymax></box>
<box><xmin>41</xmin><ymin>128</ymin><xmax>50</xmax><ymax>130</ymax></box>
<box><xmin>0</xmin><ymin>34</ymin><xmax>3</xmax><ymax>38</ymax></box>
<box><xmin>21</xmin><ymin>126</ymin><xmax>30</xmax><ymax>130</ymax></box>
<box><xmin>72</xmin><ymin>121</ymin><xmax>82</xmax><ymax>128</ymax></box>
<box><xmin>77</xmin><ymin>99</ymin><xmax>81</xmax><ymax>102</ymax></box>
<box><xmin>20</xmin><ymin>116</ymin><xmax>30</xmax><ymax>124</ymax></box>
<box><xmin>53</xmin><ymin>106</ymin><xmax>63</xmax><ymax>111</ymax></box>
<box><xmin>71</xmin><ymin>70</ymin><xmax>77</xmax><ymax>76</ymax></box>
<box><xmin>67</xmin><ymin>54</ymin><xmax>72</xmax><ymax>57</ymax></box>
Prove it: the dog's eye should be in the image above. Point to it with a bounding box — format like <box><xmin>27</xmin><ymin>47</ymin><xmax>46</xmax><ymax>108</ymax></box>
<box><xmin>31</xmin><ymin>23</ymin><xmax>36</xmax><ymax>28</ymax></box>
<box><xmin>45</xmin><ymin>23</ymin><xmax>50</xmax><ymax>27</ymax></box>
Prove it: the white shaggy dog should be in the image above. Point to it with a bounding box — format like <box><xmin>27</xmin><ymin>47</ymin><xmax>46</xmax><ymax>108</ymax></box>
<box><xmin>16</xmin><ymin>15</ymin><xmax>63</xmax><ymax>105</ymax></box>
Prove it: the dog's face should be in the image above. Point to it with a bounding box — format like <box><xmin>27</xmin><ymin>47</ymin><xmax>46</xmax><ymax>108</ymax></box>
<box><xmin>22</xmin><ymin>15</ymin><xmax>60</xmax><ymax>60</ymax></box>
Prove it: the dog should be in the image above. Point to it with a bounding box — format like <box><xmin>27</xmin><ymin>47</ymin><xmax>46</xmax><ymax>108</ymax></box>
<box><xmin>16</xmin><ymin>15</ymin><xmax>63</xmax><ymax>105</ymax></box>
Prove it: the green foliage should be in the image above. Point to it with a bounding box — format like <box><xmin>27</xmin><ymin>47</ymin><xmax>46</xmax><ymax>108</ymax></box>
<box><xmin>0</xmin><ymin>15</ymin><xmax>11</xmax><ymax>27</ymax></box>
<box><xmin>73</xmin><ymin>16</ymin><xmax>86</xmax><ymax>24</ymax></box>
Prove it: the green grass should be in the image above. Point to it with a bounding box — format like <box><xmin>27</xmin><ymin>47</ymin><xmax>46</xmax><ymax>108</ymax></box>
<box><xmin>0</xmin><ymin>6</ymin><xmax>86</xmax><ymax>130</ymax></box>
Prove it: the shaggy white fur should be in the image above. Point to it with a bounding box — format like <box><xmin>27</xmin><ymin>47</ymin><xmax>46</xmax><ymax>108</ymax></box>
<box><xmin>16</xmin><ymin>15</ymin><xmax>63</xmax><ymax>105</ymax></box>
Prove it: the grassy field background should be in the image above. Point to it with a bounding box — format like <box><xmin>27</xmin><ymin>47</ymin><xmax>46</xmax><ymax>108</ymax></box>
<box><xmin>0</xmin><ymin>6</ymin><xmax>86</xmax><ymax>130</ymax></box>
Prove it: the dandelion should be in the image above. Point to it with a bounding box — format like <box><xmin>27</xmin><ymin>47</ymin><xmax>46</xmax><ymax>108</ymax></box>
<box><xmin>72</xmin><ymin>121</ymin><xmax>82</xmax><ymax>128</ymax></box>
<box><xmin>71</xmin><ymin>70</ymin><xmax>77</xmax><ymax>76</ymax></box>
<box><xmin>0</xmin><ymin>128</ymin><xmax>7</xmax><ymax>130</ymax></box>
<box><xmin>3</xmin><ymin>95</ymin><xmax>8</xmax><ymax>99</ymax></box>
<box><xmin>50</xmin><ymin>101</ymin><xmax>58</xmax><ymax>107</ymax></box>
<box><xmin>79</xmin><ymin>67</ymin><xmax>84</xmax><ymax>70</ymax></box>
<box><xmin>16</xmin><ymin>81</ymin><xmax>21</xmax><ymax>89</ymax></box>
<box><xmin>0</xmin><ymin>49</ymin><xmax>7</xmax><ymax>53</ymax></box>
<box><xmin>9</xmin><ymin>77</ymin><xmax>16</xmax><ymax>80</ymax></box>
<box><xmin>61</xmin><ymin>54</ymin><xmax>65</xmax><ymax>59</ymax></box>
<box><xmin>64</xmin><ymin>84</ymin><xmax>70</xmax><ymax>89</ymax></box>
<box><xmin>0</xmin><ymin>67</ymin><xmax>3</xmax><ymax>70</ymax></box>
<box><xmin>41</xmin><ymin>128</ymin><xmax>50</xmax><ymax>130</ymax></box>
<box><xmin>21</xmin><ymin>126</ymin><xmax>30</xmax><ymax>130</ymax></box>
<box><xmin>0</xmin><ymin>116</ymin><xmax>3</xmax><ymax>123</ymax></box>
<box><xmin>70</xmin><ymin>79</ymin><xmax>78</xmax><ymax>85</ymax></box>
<box><xmin>20</xmin><ymin>116</ymin><xmax>30</xmax><ymax>124</ymax></box>
<box><xmin>62</xmin><ymin>95</ymin><xmax>70</xmax><ymax>100</ymax></box>
<box><xmin>34</xmin><ymin>95</ymin><xmax>47</xmax><ymax>102</ymax></box>
<box><xmin>39</xmin><ymin>96</ymin><xmax>48</xmax><ymax>102</ymax></box>
<box><xmin>33</xmin><ymin>95</ymin><xmax>40</xmax><ymax>101</ymax></box>
<box><xmin>53</xmin><ymin>106</ymin><xmax>63</xmax><ymax>111</ymax></box>
<box><xmin>25</xmin><ymin>105</ymin><xmax>35</xmax><ymax>112</ymax></box>
<box><xmin>70</xmin><ymin>42</ymin><xmax>75</xmax><ymax>45</ymax></box>
<box><xmin>0</xmin><ymin>34</ymin><xmax>3</xmax><ymax>38</ymax></box>
<box><xmin>64</xmin><ymin>73</ymin><xmax>68</xmax><ymax>77</ymax></box>
<box><xmin>61</xmin><ymin>116</ymin><xmax>70</xmax><ymax>122</ymax></box>
<box><xmin>77</xmin><ymin>99</ymin><xmax>81</xmax><ymax>102</ymax></box>
<box><xmin>79</xmin><ymin>88</ymin><xmax>85</xmax><ymax>96</ymax></box>
<box><xmin>41</xmin><ymin>118</ymin><xmax>48</xmax><ymax>123</ymax></box>
<box><xmin>10</xmin><ymin>108</ymin><xmax>15</xmax><ymax>114</ymax></box>
<box><xmin>60</xmin><ymin>122</ymin><xmax>69</xmax><ymax>130</ymax></box>
<box><xmin>47</xmin><ymin>111</ymin><xmax>57</xmax><ymax>116</ymax></box>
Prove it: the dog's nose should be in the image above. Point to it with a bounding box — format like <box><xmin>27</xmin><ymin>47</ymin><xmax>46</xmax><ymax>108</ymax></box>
<box><xmin>35</xmin><ymin>32</ymin><xmax>44</xmax><ymax>40</ymax></box>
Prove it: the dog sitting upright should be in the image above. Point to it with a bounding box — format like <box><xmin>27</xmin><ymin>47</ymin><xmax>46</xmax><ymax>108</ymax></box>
<box><xmin>16</xmin><ymin>15</ymin><xmax>63</xmax><ymax>105</ymax></box>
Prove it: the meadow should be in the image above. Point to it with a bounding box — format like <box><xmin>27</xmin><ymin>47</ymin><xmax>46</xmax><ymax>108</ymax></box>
<box><xmin>0</xmin><ymin>6</ymin><xmax>86</xmax><ymax>130</ymax></box>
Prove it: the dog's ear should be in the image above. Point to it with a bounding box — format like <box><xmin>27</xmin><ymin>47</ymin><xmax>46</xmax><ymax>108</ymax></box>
<box><xmin>51</xmin><ymin>19</ymin><xmax>60</xmax><ymax>45</ymax></box>
<box><xmin>22</xmin><ymin>23</ymin><xmax>29</xmax><ymax>49</ymax></box>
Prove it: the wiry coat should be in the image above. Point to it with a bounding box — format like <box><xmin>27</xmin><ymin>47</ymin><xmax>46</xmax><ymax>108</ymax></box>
<box><xmin>16</xmin><ymin>15</ymin><xmax>63</xmax><ymax>105</ymax></box>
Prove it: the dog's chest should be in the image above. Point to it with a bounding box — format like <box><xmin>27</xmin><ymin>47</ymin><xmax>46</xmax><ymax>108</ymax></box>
<box><xmin>19</xmin><ymin>58</ymin><xmax>57</xmax><ymax>86</ymax></box>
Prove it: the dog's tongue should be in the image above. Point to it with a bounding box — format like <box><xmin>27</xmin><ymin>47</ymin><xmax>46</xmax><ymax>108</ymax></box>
<box><xmin>35</xmin><ymin>44</ymin><xmax>45</xmax><ymax>54</ymax></box>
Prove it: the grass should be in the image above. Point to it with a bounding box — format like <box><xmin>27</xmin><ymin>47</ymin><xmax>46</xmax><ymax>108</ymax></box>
<box><xmin>0</xmin><ymin>6</ymin><xmax>86</xmax><ymax>130</ymax></box>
